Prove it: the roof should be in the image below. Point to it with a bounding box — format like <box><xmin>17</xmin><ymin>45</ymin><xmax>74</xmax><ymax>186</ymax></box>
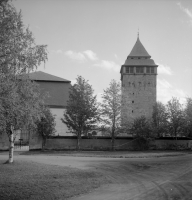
<box><xmin>37</xmin><ymin>81</ymin><xmax>70</xmax><ymax>107</ymax></box>
<box><xmin>28</xmin><ymin>71</ymin><xmax>71</xmax><ymax>82</ymax></box>
<box><xmin>120</xmin><ymin>36</ymin><xmax>158</xmax><ymax>74</ymax></box>
<box><xmin>128</xmin><ymin>37</ymin><xmax>151</xmax><ymax>58</ymax></box>
<box><xmin>124</xmin><ymin>58</ymin><xmax>157</xmax><ymax>66</ymax></box>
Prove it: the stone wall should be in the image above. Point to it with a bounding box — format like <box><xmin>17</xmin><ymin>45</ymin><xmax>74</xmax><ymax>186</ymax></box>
<box><xmin>29</xmin><ymin>136</ymin><xmax>192</xmax><ymax>151</ymax></box>
<box><xmin>122</xmin><ymin>74</ymin><xmax>156</xmax><ymax>121</ymax></box>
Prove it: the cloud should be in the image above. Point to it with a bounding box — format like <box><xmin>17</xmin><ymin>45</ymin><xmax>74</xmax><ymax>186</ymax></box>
<box><xmin>64</xmin><ymin>50</ymin><xmax>86</xmax><ymax>62</ymax></box>
<box><xmin>60</xmin><ymin>49</ymin><xmax>120</xmax><ymax>72</ymax></box>
<box><xmin>157</xmin><ymin>78</ymin><xmax>187</xmax><ymax>104</ymax></box>
<box><xmin>157</xmin><ymin>63</ymin><xmax>173</xmax><ymax>75</ymax></box>
<box><xmin>94</xmin><ymin>60</ymin><xmax>120</xmax><ymax>72</ymax></box>
<box><xmin>64</xmin><ymin>50</ymin><xmax>99</xmax><ymax>62</ymax></box>
<box><xmin>177</xmin><ymin>2</ymin><xmax>192</xmax><ymax>23</ymax></box>
<box><xmin>83</xmin><ymin>50</ymin><xmax>98</xmax><ymax>61</ymax></box>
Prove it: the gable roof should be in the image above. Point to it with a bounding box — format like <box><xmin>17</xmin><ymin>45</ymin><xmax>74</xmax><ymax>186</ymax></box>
<box><xmin>28</xmin><ymin>71</ymin><xmax>71</xmax><ymax>82</ymax></box>
<box><xmin>128</xmin><ymin>37</ymin><xmax>151</xmax><ymax>58</ymax></box>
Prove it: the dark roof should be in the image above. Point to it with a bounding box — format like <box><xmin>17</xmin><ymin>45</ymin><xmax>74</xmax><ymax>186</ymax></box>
<box><xmin>28</xmin><ymin>71</ymin><xmax>71</xmax><ymax>82</ymax></box>
<box><xmin>128</xmin><ymin>37</ymin><xmax>151</xmax><ymax>58</ymax></box>
<box><xmin>37</xmin><ymin>81</ymin><xmax>70</xmax><ymax>107</ymax></box>
<box><xmin>124</xmin><ymin>58</ymin><xmax>157</xmax><ymax>66</ymax></box>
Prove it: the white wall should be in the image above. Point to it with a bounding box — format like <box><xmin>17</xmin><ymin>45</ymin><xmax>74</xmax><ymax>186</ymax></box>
<box><xmin>50</xmin><ymin>108</ymin><xmax>73</xmax><ymax>136</ymax></box>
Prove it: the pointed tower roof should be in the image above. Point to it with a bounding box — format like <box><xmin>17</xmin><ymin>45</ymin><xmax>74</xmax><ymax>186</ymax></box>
<box><xmin>128</xmin><ymin>36</ymin><xmax>151</xmax><ymax>58</ymax></box>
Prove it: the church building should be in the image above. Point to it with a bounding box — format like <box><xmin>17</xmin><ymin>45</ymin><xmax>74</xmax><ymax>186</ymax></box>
<box><xmin>120</xmin><ymin>35</ymin><xmax>158</xmax><ymax>123</ymax></box>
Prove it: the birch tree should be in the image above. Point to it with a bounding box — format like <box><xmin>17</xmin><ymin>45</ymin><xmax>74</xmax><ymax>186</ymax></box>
<box><xmin>0</xmin><ymin>0</ymin><xmax>47</xmax><ymax>163</ymax></box>
<box><xmin>100</xmin><ymin>80</ymin><xmax>121</xmax><ymax>150</ymax></box>
<box><xmin>61</xmin><ymin>76</ymin><xmax>99</xmax><ymax>150</ymax></box>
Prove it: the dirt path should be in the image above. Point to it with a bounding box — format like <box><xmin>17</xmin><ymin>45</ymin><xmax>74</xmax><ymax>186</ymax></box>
<box><xmin>0</xmin><ymin>152</ymin><xmax>191</xmax><ymax>199</ymax></box>
<box><xmin>68</xmin><ymin>154</ymin><xmax>192</xmax><ymax>200</ymax></box>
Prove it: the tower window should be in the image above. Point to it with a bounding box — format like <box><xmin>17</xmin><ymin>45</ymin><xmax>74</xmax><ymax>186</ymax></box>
<box><xmin>126</xmin><ymin>67</ymin><xmax>129</xmax><ymax>73</ymax></box>
<box><xmin>136</xmin><ymin>67</ymin><xmax>144</xmax><ymax>73</ymax></box>
<box><xmin>126</xmin><ymin>67</ymin><xmax>134</xmax><ymax>73</ymax></box>
<box><xmin>136</xmin><ymin>67</ymin><xmax>140</xmax><ymax>73</ymax></box>
<box><xmin>130</xmin><ymin>67</ymin><xmax>134</xmax><ymax>73</ymax></box>
<box><xmin>132</xmin><ymin>110</ymin><xmax>133</xmax><ymax>113</ymax></box>
<box><xmin>146</xmin><ymin>67</ymin><xmax>154</xmax><ymax>74</ymax></box>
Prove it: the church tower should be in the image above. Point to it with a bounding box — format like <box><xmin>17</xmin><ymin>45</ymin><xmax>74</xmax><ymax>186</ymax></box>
<box><xmin>120</xmin><ymin>34</ymin><xmax>158</xmax><ymax>123</ymax></box>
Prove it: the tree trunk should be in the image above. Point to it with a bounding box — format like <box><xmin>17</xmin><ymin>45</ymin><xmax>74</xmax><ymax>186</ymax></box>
<box><xmin>77</xmin><ymin>134</ymin><xmax>81</xmax><ymax>151</ymax></box>
<box><xmin>42</xmin><ymin>137</ymin><xmax>46</xmax><ymax>151</ymax></box>
<box><xmin>111</xmin><ymin>130</ymin><xmax>115</xmax><ymax>151</ymax></box>
<box><xmin>8</xmin><ymin>127</ymin><xmax>14</xmax><ymax>163</ymax></box>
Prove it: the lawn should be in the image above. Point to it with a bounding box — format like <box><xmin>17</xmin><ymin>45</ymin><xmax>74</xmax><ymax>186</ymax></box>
<box><xmin>0</xmin><ymin>159</ymin><xmax>110</xmax><ymax>200</ymax></box>
<box><xmin>0</xmin><ymin>150</ymin><xmax>191</xmax><ymax>200</ymax></box>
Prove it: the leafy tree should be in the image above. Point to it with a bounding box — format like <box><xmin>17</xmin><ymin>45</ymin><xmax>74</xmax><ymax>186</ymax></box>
<box><xmin>61</xmin><ymin>76</ymin><xmax>99</xmax><ymax>150</ymax></box>
<box><xmin>130</xmin><ymin>115</ymin><xmax>153</xmax><ymax>150</ymax></box>
<box><xmin>36</xmin><ymin>106</ymin><xmax>56</xmax><ymax>150</ymax></box>
<box><xmin>100</xmin><ymin>80</ymin><xmax>121</xmax><ymax>150</ymax></box>
<box><xmin>166</xmin><ymin>97</ymin><xmax>185</xmax><ymax>138</ymax></box>
<box><xmin>0</xmin><ymin>0</ymin><xmax>47</xmax><ymax>163</ymax></box>
<box><xmin>152</xmin><ymin>101</ymin><xmax>169</xmax><ymax>137</ymax></box>
<box><xmin>130</xmin><ymin>115</ymin><xmax>153</xmax><ymax>139</ymax></box>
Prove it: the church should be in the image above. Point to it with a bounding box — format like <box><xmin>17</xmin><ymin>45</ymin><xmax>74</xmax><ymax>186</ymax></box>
<box><xmin>121</xmin><ymin>34</ymin><xmax>158</xmax><ymax>123</ymax></box>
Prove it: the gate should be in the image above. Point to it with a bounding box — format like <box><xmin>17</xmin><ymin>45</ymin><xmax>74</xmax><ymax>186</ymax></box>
<box><xmin>14</xmin><ymin>139</ymin><xmax>29</xmax><ymax>151</ymax></box>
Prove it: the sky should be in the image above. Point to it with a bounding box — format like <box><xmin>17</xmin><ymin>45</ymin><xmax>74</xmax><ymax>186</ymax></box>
<box><xmin>13</xmin><ymin>0</ymin><xmax>192</xmax><ymax>104</ymax></box>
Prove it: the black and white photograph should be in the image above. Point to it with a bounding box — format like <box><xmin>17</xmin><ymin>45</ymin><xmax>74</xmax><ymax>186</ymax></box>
<box><xmin>0</xmin><ymin>0</ymin><xmax>192</xmax><ymax>199</ymax></box>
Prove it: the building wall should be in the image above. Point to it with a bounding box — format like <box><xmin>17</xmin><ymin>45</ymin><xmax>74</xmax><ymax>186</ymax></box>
<box><xmin>0</xmin><ymin>132</ymin><xmax>9</xmax><ymax>150</ymax></box>
<box><xmin>122</xmin><ymin>74</ymin><xmax>156</xmax><ymax>122</ymax></box>
<box><xmin>50</xmin><ymin>108</ymin><xmax>73</xmax><ymax>136</ymax></box>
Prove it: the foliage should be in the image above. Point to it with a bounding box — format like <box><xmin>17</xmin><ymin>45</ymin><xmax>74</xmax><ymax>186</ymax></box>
<box><xmin>166</xmin><ymin>97</ymin><xmax>185</xmax><ymax>137</ymax></box>
<box><xmin>152</xmin><ymin>101</ymin><xmax>169</xmax><ymax>137</ymax></box>
<box><xmin>36</xmin><ymin>106</ymin><xmax>56</xmax><ymax>149</ymax></box>
<box><xmin>130</xmin><ymin>115</ymin><xmax>153</xmax><ymax>139</ymax></box>
<box><xmin>0</xmin><ymin>0</ymin><xmax>47</xmax><ymax>162</ymax></box>
<box><xmin>99</xmin><ymin>80</ymin><xmax>121</xmax><ymax>150</ymax></box>
<box><xmin>130</xmin><ymin>116</ymin><xmax>154</xmax><ymax>150</ymax></box>
<box><xmin>0</xmin><ymin>0</ymin><xmax>47</xmax><ymax>75</ymax></box>
<box><xmin>61</xmin><ymin>76</ymin><xmax>99</xmax><ymax>150</ymax></box>
<box><xmin>184</xmin><ymin>97</ymin><xmax>192</xmax><ymax>137</ymax></box>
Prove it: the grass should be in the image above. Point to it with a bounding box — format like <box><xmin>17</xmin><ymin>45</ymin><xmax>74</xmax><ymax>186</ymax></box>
<box><xmin>0</xmin><ymin>160</ymin><xmax>111</xmax><ymax>200</ymax></box>
<box><xmin>21</xmin><ymin>150</ymin><xmax>192</xmax><ymax>158</ymax></box>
